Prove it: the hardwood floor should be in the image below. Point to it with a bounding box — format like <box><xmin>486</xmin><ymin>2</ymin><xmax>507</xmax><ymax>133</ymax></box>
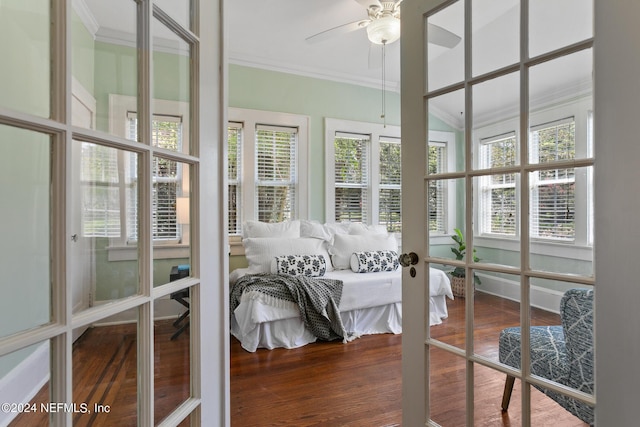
<box><xmin>231</xmin><ymin>292</ymin><xmax>590</xmax><ymax>427</ymax></box>
<box><xmin>10</xmin><ymin>293</ymin><xmax>589</xmax><ymax>426</ymax></box>
<box><xmin>10</xmin><ymin>320</ymin><xmax>191</xmax><ymax>427</ymax></box>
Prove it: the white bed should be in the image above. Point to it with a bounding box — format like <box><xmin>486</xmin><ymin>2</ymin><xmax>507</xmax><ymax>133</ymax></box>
<box><xmin>230</xmin><ymin>267</ymin><xmax>453</xmax><ymax>352</ymax></box>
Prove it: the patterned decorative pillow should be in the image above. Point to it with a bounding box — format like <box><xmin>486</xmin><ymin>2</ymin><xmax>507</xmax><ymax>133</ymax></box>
<box><xmin>350</xmin><ymin>250</ymin><xmax>399</xmax><ymax>273</ymax></box>
<box><xmin>274</xmin><ymin>254</ymin><xmax>327</xmax><ymax>277</ymax></box>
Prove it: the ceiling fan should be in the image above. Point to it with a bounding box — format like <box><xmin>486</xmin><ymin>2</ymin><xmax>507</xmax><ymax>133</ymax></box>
<box><xmin>305</xmin><ymin>0</ymin><xmax>461</xmax><ymax>49</ymax></box>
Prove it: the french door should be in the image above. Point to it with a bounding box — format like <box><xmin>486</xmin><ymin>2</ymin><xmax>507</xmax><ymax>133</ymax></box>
<box><xmin>0</xmin><ymin>1</ymin><xmax>225</xmax><ymax>425</ymax></box>
<box><xmin>401</xmin><ymin>0</ymin><xmax>595</xmax><ymax>425</ymax></box>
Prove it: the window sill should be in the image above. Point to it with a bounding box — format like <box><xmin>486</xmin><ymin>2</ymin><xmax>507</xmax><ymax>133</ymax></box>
<box><xmin>107</xmin><ymin>244</ymin><xmax>190</xmax><ymax>262</ymax></box>
<box><xmin>474</xmin><ymin>235</ymin><xmax>592</xmax><ymax>262</ymax></box>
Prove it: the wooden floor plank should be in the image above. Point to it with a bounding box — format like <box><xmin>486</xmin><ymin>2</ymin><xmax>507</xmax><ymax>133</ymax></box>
<box><xmin>10</xmin><ymin>293</ymin><xmax>590</xmax><ymax>426</ymax></box>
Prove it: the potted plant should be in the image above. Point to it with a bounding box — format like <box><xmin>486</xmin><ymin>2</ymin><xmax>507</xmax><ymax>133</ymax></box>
<box><xmin>450</xmin><ymin>228</ymin><xmax>480</xmax><ymax>297</ymax></box>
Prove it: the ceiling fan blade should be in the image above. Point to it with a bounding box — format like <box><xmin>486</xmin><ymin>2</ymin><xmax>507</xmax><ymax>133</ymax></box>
<box><xmin>427</xmin><ymin>22</ymin><xmax>461</xmax><ymax>48</ymax></box>
<box><xmin>353</xmin><ymin>0</ymin><xmax>382</xmax><ymax>10</ymax></box>
<box><xmin>305</xmin><ymin>19</ymin><xmax>370</xmax><ymax>44</ymax></box>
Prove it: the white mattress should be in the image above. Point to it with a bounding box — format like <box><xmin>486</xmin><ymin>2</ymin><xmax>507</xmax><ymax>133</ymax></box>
<box><xmin>230</xmin><ymin>267</ymin><xmax>453</xmax><ymax>352</ymax></box>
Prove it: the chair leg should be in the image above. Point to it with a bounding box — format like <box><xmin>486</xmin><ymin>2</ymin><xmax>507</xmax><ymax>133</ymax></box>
<box><xmin>501</xmin><ymin>375</ymin><xmax>516</xmax><ymax>411</ymax></box>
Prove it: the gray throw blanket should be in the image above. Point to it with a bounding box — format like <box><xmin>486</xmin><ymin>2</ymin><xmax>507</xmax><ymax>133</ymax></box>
<box><xmin>230</xmin><ymin>273</ymin><xmax>350</xmax><ymax>342</ymax></box>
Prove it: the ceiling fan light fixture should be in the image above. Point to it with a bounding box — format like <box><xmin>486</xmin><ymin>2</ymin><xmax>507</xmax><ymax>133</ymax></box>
<box><xmin>366</xmin><ymin>15</ymin><xmax>400</xmax><ymax>45</ymax></box>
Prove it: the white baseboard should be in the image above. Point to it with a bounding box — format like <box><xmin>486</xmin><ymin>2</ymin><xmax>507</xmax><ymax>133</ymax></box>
<box><xmin>0</xmin><ymin>343</ymin><xmax>49</xmax><ymax>427</ymax></box>
<box><xmin>476</xmin><ymin>273</ymin><xmax>564</xmax><ymax>314</ymax></box>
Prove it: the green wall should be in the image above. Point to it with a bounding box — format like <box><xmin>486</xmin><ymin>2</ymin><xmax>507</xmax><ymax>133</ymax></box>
<box><xmin>92</xmin><ymin>238</ymin><xmax>189</xmax><ymax>300</ymax></box>
<box><xmin>229</xmin><ymin>64</ymin><xmax>401</xmax><ymax>221</ymax></box>
<box><xmin>0</xmin><ymin>0</ymin><xmax>53</xmax><ymax>378</ymax></box>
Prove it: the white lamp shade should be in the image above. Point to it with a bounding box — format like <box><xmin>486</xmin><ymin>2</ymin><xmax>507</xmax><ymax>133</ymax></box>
<box><xmin>366</xmin><ymin>16</ymin><xmax>401</xmax><ymax>45</ymax></box>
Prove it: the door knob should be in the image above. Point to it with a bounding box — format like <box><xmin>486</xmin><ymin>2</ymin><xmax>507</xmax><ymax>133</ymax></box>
<box><xmin>400</xmin><ymin>252</ymin><xmax>419</xmax><ymax>267</ymax></box>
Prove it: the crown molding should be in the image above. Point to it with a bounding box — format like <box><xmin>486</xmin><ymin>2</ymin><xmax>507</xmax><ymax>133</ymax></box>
<box><xmin>73</xmin><ymin>0</ymin><xmax>99</xmax><ymax>38</ymax></box>
<box><xmin>228</xmin><ymin>52</ymin><xmax>401</xmax><ymax>93</ymax></box>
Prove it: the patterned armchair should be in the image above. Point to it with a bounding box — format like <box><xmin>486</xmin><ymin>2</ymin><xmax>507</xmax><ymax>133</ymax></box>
<box><xmin>498</xmin><ymin>288</ymin><xmax>594</xmax><ymax>425</ymax></box>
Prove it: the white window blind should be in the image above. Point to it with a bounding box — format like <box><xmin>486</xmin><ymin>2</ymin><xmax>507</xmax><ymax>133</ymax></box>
<box><xmin>127</xmin><ymin>112</ymin><xmax>183</xmax><ymax>241</ymax></box>
<box><xmin>479</xmin><ymin>132</ymin><xmax>517</xmax><ymax>235</ymax></box>
<box><xmin>428</xmin><ymin>143</ymin><xmax>446</xmax><ymax>234</ymax></box>
<box><xmin>530</xmin><ymin>118</ymin><xmax>576</xmax><ymax>240</ymax></box>
<box><xmin>228</xmin><ymin>122</ymin><xmax>242</xmax><ymax>234</ymax></box>
<box><xmin>379</xmin><ymin>137</ymin><xmax>401</xmax><ymax>232</ymax></box>
<box><xmin>81</xmin><ymin>143</ymin><xmax>122</xmax><ymax>237</ymax></box>
<box><xmin>255</xmin><ymin>124</ymin><xmax>297</xmax><ymax>223</ymax></box>
<box><xmin>334</xmin><ymin>132</ymin><xmax>369</xmax><ymax>223</ymax></box>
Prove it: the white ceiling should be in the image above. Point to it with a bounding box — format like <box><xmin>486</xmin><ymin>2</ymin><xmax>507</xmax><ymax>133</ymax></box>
<box><xmin>227</xmin><ymin>0</ymin><xmax>403</xmax><ymax>91</ymax></box>
<box><xmin>77</xmin><ymin>0</ymin><xmax>593</xmax><ymax>128</ymax></box>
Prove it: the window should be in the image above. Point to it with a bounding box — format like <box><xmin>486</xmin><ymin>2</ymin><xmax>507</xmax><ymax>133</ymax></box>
<box><xmin>427</xmin><ymin>130</ymin><xmax>457</xmax><ymax>236</ymax></box>
<box><xmin>530</xmin><ymin>118</ymin><xmax>576</xmax><ymax>240</ymax></box>
<box><xmin>325</xmin><ymin>118</ymin><xmax>402</xmax><ymax>232</ymax></box>
<box><xmin>228</xmin><ymin>122</ymin><xmax>242</xmax><ymax>234</ymax></box>
<box><xmin>333</xmin><ymin>132</ymin><xmax>370</xmax><ymax>223</ymax></box>
<box><xmin>379</xmin><ymin>137</ymin><xmax>402</xmax><ymax>232</ymax></box>
<box><xmin>476</xmin><ymin>114</ymin><xmax>588</xmax><ymax>245</ymax></box>
<box><xmin>81</xmin><ymin>143</ymin><xmax>122</xmax><ymax>237</ymax></box>
<box><xmin>428</xmin><ymin>143</ymin><xmax>446</xmax><ymax>234</ymax></box>
<box><xmin>228</xmin><ymin>108</ymin><xmax>309</xmax><ymax>235</ymax></box>
<box><xmin>478</xmin><ymin>132</ymin><xmax>518</xmax><ymax>236</ymax></box>
<box><xmin>104</xmin><ymin>94</ymin><xmax>190</xmax><ymax>250</ymax></box>
<box><xmin>256</xmin><ymin>125</ymin><xmax>297</xmax><ymax>222</ymax></box>
<box><xmin>127</xmin><ymin>113</ymin><xmax>184</xmax><ymax>242</ymax></box>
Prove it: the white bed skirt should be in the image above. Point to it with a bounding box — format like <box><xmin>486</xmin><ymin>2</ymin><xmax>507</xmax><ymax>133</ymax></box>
<box><xmin>231</xmin><ymin>295</ymin><xmax>449</xmax><ymax>352</ymax></box>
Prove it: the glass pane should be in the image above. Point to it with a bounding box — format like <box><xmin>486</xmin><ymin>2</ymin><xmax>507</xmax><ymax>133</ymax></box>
<box><xmin>153</xmin><ymin>17</ymin><xmax>191</xmax><ymax>154</ymax></box>
<box><xmin>472</xmin><ymin>72</ymin><xmax>520</xmax><ymax>171</ymax></box>
<box><xmin>429</xmin><ymin>347</ymin><xmax>465</xmax><ymax>426</ymax></box>
<box><xmin>474</xmin><ymin>272</ymin><xmax>520</xmax><ymax>361</ymax></box>
<box><xmin>430</xmin><ymin>263</ymin><xmax>465</xmax><ymax>351</ymax></box>
<box><xmin>72</xmin><ymin>140</ymin><xmax>140</xmax><ymax>308</ymax></box>
<box><xmin>427</xmin><ymin>177</ymin><xmax>463</xmax><ymax>238</ymax></box>
<box><xmin>472</xmin><ymin>0</ymin><xmax>520</xmax><ymax>76</ymax></box>
<box><xmin>428</xmin><ymin>90</ymin><xmax>465</xmax><ymax>173</ymax></box>
<box><xmin>426</xmin><ymin>1</ymin><xmax>464</xmax><ymax>92</ymax></box>
<box><xmin>154</xmin><ymin>289</ymin><xmax>191</xmax><ymax>424</ymax></box>
<box><xmin>3</xmin><ymin>342</ymin><xmax>50</xmax><ymax>427</ymax></box>
<box><xmin>72</xmin><ymin>0</ymin><xmax>138</xmax><ymax>137</ymax></box>
<box><xmin>474</xmin><ymin>362</ymin><xmax>521</xmax><ymax>425</ymax></box>
<box><xmin>529</xmin><ymin>282</ymin><xmax>594</xmax><ymax>423</ymax></box>
<box><xmin>153</xmin><ymin>158</ymin><xmax>191</xmax><ymax>287</ymax></box>
<box><xmin>73</xmin><ymin>311</ymin><xmax>138</xmax><ymax>424</ymax></box>
<box><xmin>529</xmin><ymin>166</ymin><xmax>593</xmax><ymax>276</ymax></box>
<box><xmin>472</xmin><ymin>173</ymin><xmax>521</xmax><ymax>269</ymax></box>
<box><xmin>155</xmin><ymin>0</ymin><xmax>192</xmax><ymax>31</ymax></box>
<box><xmin>0</xmin><ymin>125</ymin><xmax>51</xmax><ymax>338</ymax></box>
<box><xmin>529</xmin><ymin>49</ymin><xmax>593</xmax><ymax>163</ymax></box>
<box><xmin>529</xmin><ymin>0</ymin><xmax>593</xmax><ymax>58</ymax></box>
<box><xmin>427</xmin><ymin>262</ymin><xmax>457</xmax><ymax>330</ymax></box>
<box><xmin>0</xmin><ymin>0</ymin><xmax>50</xmax><ymax>118</ymax></box>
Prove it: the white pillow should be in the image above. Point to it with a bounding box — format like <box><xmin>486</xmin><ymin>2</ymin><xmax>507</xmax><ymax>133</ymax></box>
<box><xmin>329</xmin><ymin>233</ymin><xmax>398</xmax><ymax>270</ymax></box>
<box><xmin>243</xmin><ymin>237</ymin><xmax>333</xmax><ymax>273</ymax></box>
<box><xmin>350</xmin><ymin>250</ymin><xmax>399</xmax><ymax>273</ymax></box>
<box><xmin>273</xmin><ymin>254</ymin><xmax>327</xmax><ymax>277</ymax></box>
<box><xmin>242</xmin><ymin>220</ymin><xmax>300</xmax><ymax>238</ymax></box>
<box><xmin>348</xmin><ymin>223</ymin><xmax>388</xmax><ymax>235</ymax></box>
<box><xmin>300</xmin><ymin>220</ymin><xmax>332</xmax><ymax>241</ymax></box>
<box><xmin>324</xmin><ymin>222</ymin><xmax>351</xmax><ymax>238</ymax></box>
